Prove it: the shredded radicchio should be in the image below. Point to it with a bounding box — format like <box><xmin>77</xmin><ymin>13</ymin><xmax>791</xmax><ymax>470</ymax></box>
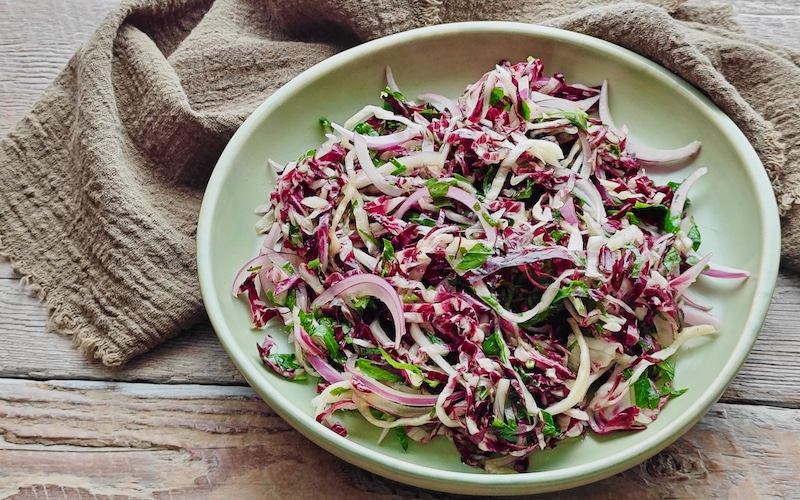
<box><xmin>234</xmin><ymin>58</ymin><xmax>748</xmax><ymax>473</ymax></box>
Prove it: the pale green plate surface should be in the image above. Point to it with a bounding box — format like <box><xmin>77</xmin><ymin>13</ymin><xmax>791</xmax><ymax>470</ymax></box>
<box><xmin>197</xmin><ymin>22</ymin><xmax>780</xmax><ymax>496</ymax></box>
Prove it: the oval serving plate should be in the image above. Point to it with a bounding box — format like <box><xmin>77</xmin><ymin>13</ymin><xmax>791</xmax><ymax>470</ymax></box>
<box><xmin>197</xmin><ymin>22</ymin><xmax>780</xmax><ymax>495</ymax></box>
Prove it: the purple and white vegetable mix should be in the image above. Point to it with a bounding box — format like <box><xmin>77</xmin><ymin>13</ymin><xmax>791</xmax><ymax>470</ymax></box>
<box><xmin>234</xmin><ymin>58</ymin><xmax>747</xmax><ymax>473</ymax></box>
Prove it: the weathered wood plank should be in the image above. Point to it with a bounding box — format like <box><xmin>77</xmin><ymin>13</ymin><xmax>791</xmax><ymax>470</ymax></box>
<box><xmin>0</xmin><ymin>378</ymin><xmax>797</xmax><ymax>499</ymax></box>
<box><xmin>0</xmin><ymin>0</ymin><xmax>121</xmax><ymax>134</ymax></box>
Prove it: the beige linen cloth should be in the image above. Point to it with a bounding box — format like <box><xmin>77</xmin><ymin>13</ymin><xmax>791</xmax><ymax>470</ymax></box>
<box><xmin>1</xmin><ymin>0</ymin><xmax>797</xmax><ymax>366</ymax></box>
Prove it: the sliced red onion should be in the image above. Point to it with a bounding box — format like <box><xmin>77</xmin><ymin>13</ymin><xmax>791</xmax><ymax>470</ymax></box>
<box><xmin>232</xmin><ymin>254</ymin><xmax>272</xmax><ymax>296</ymax></box>
<box><xmin>419</xmin><ymin>92</ymin><xmax>463</xmax><ymax>119</ymax></box>
<box><xmin>394</xmin><ymin>187</ymin><xmax>432</xmax><ymax>219</ymax></box>
<box><xmin>307</xmin><ymin>354</ymin><xmax>345</xmax><ymax>384</ymax></box>
<box><xmin>702</xmin><ymin>262</ymin><xmax>750</xmax><ymax>279</ymax></box>
<box><xmin>670</xmin><ymin>252</ymin><xmax>713</xmax><ymax>295</ymax></box>
<box><xmin>670</xmin><ymin>167</ymin><xmax>707</xmax><ymax>218</ymax></box>
<box><xmin>353</xmin><ymin>134</ymin><xmax>406</xmax><ymax>197</ymax></box>
<box><xmin>681</xmin><ymin>304</ymin><xmax>721</xmax><ymax>330</ymax></box>
<box><xmin>629</xmin><ymin>141</ymin><xmax>702</xmax><ymax>171</ymax></box>
<box><xmin>260</xmin><ymin>223</ymin><xmax>281</xmax><ymax>253</ymax></box>
<box><xmin>261</xmin><ymin>248</ymin><xmax>303</xmax><ymax>270</ymax></box>
<box><xmin>311</xmin><ymin>274</ymin><xmax>406</xmax><ymax>348</ymax></box>
<box><xmin>350</xmin><ymin>372</ymin><xmax>438</xmax><ymax>407</ymax></box>
<box><xmin>385</xmin><ymin>65</ymin><xmax>400</xmax><ymax>93</ymax></box>
<box><xmin>531</xmin><ymin>93</ymin><xmax>599</xmax><ymax>113</ymax></box>
<box><xmin>599</xmin><ymin>81</ymin><xmax>701</xmax><ymax>170</ymax></box>
<box><xmin>345</xmin><ymin>105</ymin><xmax>422</xmax><ymax>132</ymax></box>
<box><xmin>680</xmin><ymin>290</ymin><xmax>712</xmax><ymax>311</ymax></box>
<box><xmin>331</xmin><ymin>122</ymin><xmax>420</xmax><ymax>150</ymax></box>
<box><xmin>294</xmin><ymin>319</ymin><xmax>326</xmax><ymax>358</ymax></box>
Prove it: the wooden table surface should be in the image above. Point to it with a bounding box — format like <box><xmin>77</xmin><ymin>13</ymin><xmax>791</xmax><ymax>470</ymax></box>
<box><xmin>2</xmin><ymin>1</ymin><xmax>799</xmax><ymax>498</ymax></box>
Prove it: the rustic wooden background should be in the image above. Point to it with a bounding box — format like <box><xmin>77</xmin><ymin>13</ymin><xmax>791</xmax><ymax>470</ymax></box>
<box><xmin>1</xmin><ymin>0</ymin><xmax>799</xmax><ymax>498</ymax></box>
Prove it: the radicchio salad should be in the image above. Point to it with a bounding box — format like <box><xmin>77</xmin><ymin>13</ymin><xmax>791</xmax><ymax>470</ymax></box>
<box><xmin>232</xmin><ymin>58</ymin><xmax>748</xmax><ymax>473</ymax></box>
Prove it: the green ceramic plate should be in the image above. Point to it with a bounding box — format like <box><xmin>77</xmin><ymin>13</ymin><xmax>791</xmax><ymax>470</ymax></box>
<box><xmin>197</xmin><ymin>22</ymin><xmax>780</xmax><ymax>495</ymax></box>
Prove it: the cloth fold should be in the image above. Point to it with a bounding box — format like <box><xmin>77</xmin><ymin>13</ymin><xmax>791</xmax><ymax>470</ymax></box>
<box><xmin>0</xmin><ymin>0</ymin><xmax>796</xmax><ymax>366</ymax></box>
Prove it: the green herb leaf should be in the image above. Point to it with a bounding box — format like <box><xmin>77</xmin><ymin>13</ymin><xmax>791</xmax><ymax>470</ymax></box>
<box><xmin>455</xmin><ymin>242</ymin><xmax>493</xmax><ymax>271</ymax></box>
<box><xmin>490</xmin><ymin>87</ymin><xmax>505</xmax><ymax>106</ymax></box>
<box><xmin>545</xmin><ymin>109</ymin><xmax>589</xmax><ymax>130</ymax></box>
<box><xmin>354</xmin><ymin>122</ymin><xmax>379</xmax><ymax>136</ymax></box>
<box><xmin>540</xmin><ymin>411</ymin><xmax>560</xmax><ymax>438</ymax></box>
<box><xmin>358</xmin><ymin>229</ymin><xmax>379</xmax><ymax>246</ymax></box>
<box><xmin>659</xmin><ymin>382</ymin><xmax>688</xmax><ymax>398</ymax></box>
<box><xmin>482</xmin><ymin>165</ymin><xmax>498</xmax><ymax>195</ymax></box>
<box><xmin>664</xmin><ymin>213</ymin><xmax>682</xmax><ymax>234</ymax></box>
<box><xmin>520</xmin><ymin>100</ymin><xmax>531</xmax><ymax>121</ymax></box>
<box><xmin>380</xmin><ymin>239</ymin><xmax>396</xmax><ymax>277</ymax></box>
<box><xmin>425</xmin><ymin>331</ymin><xmax>445</xmax><ymax>345</ymax></box>
<box><xmin>389</xmin><ymin>158</ymin><xmax>406</xmax><ymax>175</ymax></box>
<box><xmin>621</xmin><ymin>367</ymin><xmax>634</xmax><ymax>380</ymax></box>
<box><xmin>480</xmin><ymin>294</ymin><xmax>501</xmax><ymax>311</ymax></box>
<box><xmin>513</xmin><ymin>179</ymin><xmax>534</xmax><ymax>200</ymax></box>
<box><xmin>357</xmin><ymin>358</ymin><xmax>402</xmax><ymax>383</ymax></box>
<box><xmin>552</xmin><ymin>280</ymin><xmax>589</xmax><ymax>304</ymax></box>
<box><xmin>267</xmin><ymin>353</ymin><xmax>308</xmax><ymax>381</ymax></box>
<box><xmin>307</xmin><ymin>258</ymin><xmax>320</xmax><ymax>270</ymax></box>
<box><xmin>425</xmin><ymin>178</ymin><xmax>453</xmax><ymax>199</ymax></box>
<box><xmin>626</xmin><ymin>211</ymin><xmax>643</xmax><ymax>227</ymax></box>
<box><xmin>284</xmin><ymin>289</ymin><xmax>296</xmax><ymax>310</ymax></box>
<box><xmin>656</xmin><ymin>360</ymin><xmax>676</xmax><ymax>381</ymax></box>
<box><xmin>319</xmin><ymin>117</ymin><xmax>332</xmax><ymax>129</ymax></box>
<box><xmin>351</xmin><ymin>296</ymin><xmax>371</xmax><ymax>310</ymax></box>
<box><xmin>663</xmin><ymin>247</ymin><xmax>681</xmax><ymax>273</ymax></box>
<box><xmin>330</xmin><ymin>386</ymin><xmax>350</xmax><ymax>396</ymax></box>
<box><xmin>370</xmin><ymin>408</ymin><xmax>390</xmax><ymax>420</ymax></box>
<box><xmin>490</xmin><ymin>416</ymin><xmax>518</xmax><ymax>442</ymax></box>
<box><xmin>381</xmin><ymin>88</ymin><xmax>406</xmax><ymax>103</ymax></box>
<box><xmin>632</xmin><ymin>377</ymin><xmax>661</xmax><ymax>410</ymax></box>
<box><xmin>313</xmin><ymin>316</ymin><xmax>342</xmax><ymax>361</ymax></box>
<box><xmin>379</xmin><ymin>347</ymin><xmax>423</xmax><ymax>379</ymax></box>
<box><xmin>409</xmin><ymin>214</ymin><xmax>437</xmax><ymax>227</ymax></box>
<box><xmin>687</xmin><ymin>222</ymin><xmax>701</xmax><ymax>251</ymax></box>
<box><xmin>395</xmin><ymin>427</ymin><xmax>410</xmax><ymax>451</ymax></box>
<box><xmin>482</xmin><ymin>332</ymin><xmax>502</xmax><ymax>357</ymax></box>
<box><xmin>549</xmin><ymin>229</ymin><xmax>567</xmax><ymax>242</ymax></box>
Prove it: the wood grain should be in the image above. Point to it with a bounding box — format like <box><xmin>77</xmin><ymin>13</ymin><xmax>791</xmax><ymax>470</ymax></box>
<box><xmin>1</xmin><ymin>378</ymin><xmax>798</xmax><ymax>499</ymax></box>
<box><xmin>0</xmin><ymin>0</ymin><xmax>121</xmax><ymax>134</ymax></box>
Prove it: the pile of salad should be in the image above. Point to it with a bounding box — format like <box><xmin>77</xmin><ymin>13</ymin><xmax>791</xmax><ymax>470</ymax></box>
<box><xmin>233</xmin><ymin>58</ymin><xmax>747</xmax><ymax>473</ymax></box>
